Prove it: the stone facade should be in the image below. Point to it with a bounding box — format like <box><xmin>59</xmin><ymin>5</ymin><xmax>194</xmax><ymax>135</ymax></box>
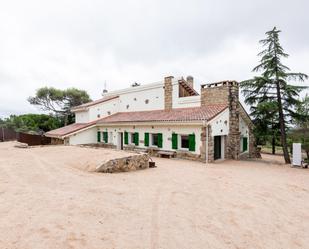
<box><xmin>201</xmin><ymin>82</ymin><xmax>230</xmax><ymax>107</ymax></box>
<box><xmin>201</xmin><ymin>81</ymin><xmax>248</xmax><ymax>161</ymax></box>
<box><xmin>199</xmin><ymin>125</ymin><xmax>215</xmax><ymax>163</ymax></box>
<box><xmin>51</xmin><ymin>138</ymin><xmax>64</xmax><ymax>145</ymax></box>
<box><xmin>95</xmin><ymin>154</ymin><xmax>150</xmax><ymax>173</ymax></box>
<box><xmin>164</xmin><ymin>76</ymin><xmax>173</xmax><ymax>110</ymax></box>
<box><xmin>207</xmin><ymin>125</ymin><xmax>214</xmax><ymax>162</ymax></box>
<box><xmin>226</xmin><ymin>83</ymin><xmax>241</xmax><ymax>159</ymax></box>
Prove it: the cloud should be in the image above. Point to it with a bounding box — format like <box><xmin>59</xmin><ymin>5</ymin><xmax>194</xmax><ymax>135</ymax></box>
<box><xmin>0</xmin><ymin>0</ymin><xmax>308</xmax><ymax>118</ymax></box>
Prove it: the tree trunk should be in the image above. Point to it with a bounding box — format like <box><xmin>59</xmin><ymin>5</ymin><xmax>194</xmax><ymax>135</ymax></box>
<box><xmin>64</xmin><ymin>114</ymin><xmax>68</xmax><ymax>126</ymax></box>
<box><xmin>272</xmin><ymin>135</ymin><xmax>276</xmax><ymax>155</ymax></box>
<box><xmin>276</xmin><ymin>82</ymin><xmax>291</xmax><ymax>164</ymax></box>
<box><xmin>306</xmin><ymin>150</ymin><xmax>309</xmax><ymax>161</ymax></box>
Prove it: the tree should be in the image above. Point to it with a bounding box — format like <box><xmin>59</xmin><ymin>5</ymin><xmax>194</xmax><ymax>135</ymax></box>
<box><xmin>295</xmin><ymin>94</ymin><xmax>309</xmax><ymax>128</ymax></box>
<box><xmin>241</xmin><ymin>27</ymin><xmax>308</xmax><ymax>164</ymax></box>
<box><xmin>2</xmin><ymin>114</ymin><xmax>62</xmax><ymax>133</ymax></box>
<box><xmin>28</xmin><ymin>87</ymin><xmax>91</xmax><ymax>125</ymax></box>
<box><xmin>290</xmin><ymin>95</ymin><xmax>309</xmax><ymax>160</ymax></box>
<box><xmin>251</xmin><ymin>101</ymin><xmax>280</xmax><ymax>154</ymax></box>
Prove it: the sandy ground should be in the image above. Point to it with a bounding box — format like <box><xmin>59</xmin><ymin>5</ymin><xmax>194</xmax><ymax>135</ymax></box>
<box><xmin>0</xmin><ymin>142</ymin><xmax>309</xmax><ymax>249</ymax></box>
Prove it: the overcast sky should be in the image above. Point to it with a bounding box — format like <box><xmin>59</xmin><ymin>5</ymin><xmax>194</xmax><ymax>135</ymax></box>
<box><xmin>0</xmin><ymin>0</ymin><xmax>308</xmax><ymax>118</ymax></box>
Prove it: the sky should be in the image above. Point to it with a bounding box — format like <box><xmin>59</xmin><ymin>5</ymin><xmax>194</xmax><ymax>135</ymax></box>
<box><xmin>0</xmin><ymin>0</ymin><xmax>308</xmax><ymax>118</ymax></box>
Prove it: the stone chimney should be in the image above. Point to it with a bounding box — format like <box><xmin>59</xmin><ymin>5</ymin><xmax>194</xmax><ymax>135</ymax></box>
<box><xmin>186</xmin><ymin>76</ymin><xmax>194</xmax><ymax>88</ymax></box>
<box><xmin>164</xmin><ymin>76</ymin><xmax>173</xmax><ymax>110</ymax></box>
<box><xmin>201</xmin><ymin>81</ymin><xmax>240</xmax><ymax>160</ymax></box>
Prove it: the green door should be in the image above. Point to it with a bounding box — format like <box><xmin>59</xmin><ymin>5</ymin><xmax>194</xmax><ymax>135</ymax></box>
<box><xmin>243</xmin><ymin>137</ymin><xmax>248</xmax><ymax>152</ymax></box>
<box><xmin>214</xmin><ymin>136</ymin><xmax>221</xmax><ymax>160</ymax></box>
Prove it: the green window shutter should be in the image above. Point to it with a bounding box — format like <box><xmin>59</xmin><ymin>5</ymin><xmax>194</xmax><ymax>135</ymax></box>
<box><xmin>103</xmin><ymin>132</ymin><xmax>108</xmax><ymax>143</ymax></box>
<box><xmin>124</xmin><ymin>131</ymin><xmax>128</xmax><ymax>145</ymax></box>
<box><xmin>97</xmin><ymin>131</ymin><xmax>101</xmax><ymax>142</ymax></box>
<box><xmin>144</xmin><ymin>133</ymin><xmax>149</xmax><ymax>146</ymax></box>
<box><xmin>134</xmin><ymin>132</ymin><xmax>139</xmax><ymax>146</ymax></box>
<box><xmin>158</xmin><ymin>133</ymin><xmax>163</xmax><ymax>148</ymax></box>
<box><xmin>172</xmin><ymin>133</ymin><xmax>178</xmax><ymax>149</ymax></box>
<box><xmin>189</xmin><ymin>134</ymin><xmax>196</xmax><ymax>151</ymax></box>
<box><xmin>243</xmin><ymin>137</ymin><xmax>248</xmax><ymax>152</ymax></box>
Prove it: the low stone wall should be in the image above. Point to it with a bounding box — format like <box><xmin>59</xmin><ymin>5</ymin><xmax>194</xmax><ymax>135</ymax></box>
<box><xmin>82</xmin><ymin>143</ymin><xmax>117</xmax><ymax>149</ymax></box>
<box><xmin>95</xmin><ymin>154</ymin><xmax>150</xmax><ymax>173</ymax></box>
<box><xmin>175</xmin><ymin>151</ymin><xmax>203</xmax><ymax>161</ymax></box>
<box><xmin>51</xmin><ymin>138</ymin><xmax>64</xmax><ymax>145</ymax></box>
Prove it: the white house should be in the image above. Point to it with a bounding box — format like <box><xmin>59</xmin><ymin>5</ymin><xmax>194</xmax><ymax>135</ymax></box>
<box><xmin>46</xmin><ymin>76</ymin><xmax>256</xmax><ymax>162</ymax></box>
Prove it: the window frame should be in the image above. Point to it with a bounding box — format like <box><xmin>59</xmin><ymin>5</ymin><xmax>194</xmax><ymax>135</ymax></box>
<box><xmin>150</xmin><ymin>133</ymin><xmax>159</xmax><ymax>147</ymax></box>
<box><xmin>179</xmin><ymin>134</ymin><xmax>190</xmax><ymax>150</ymax></box>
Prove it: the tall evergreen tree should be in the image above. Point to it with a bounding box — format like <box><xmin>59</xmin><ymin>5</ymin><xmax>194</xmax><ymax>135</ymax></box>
<box><xmin>241</xmin><ymin>27</ymin><xmax>308</xmax><ymax>164</ymax></box>
<box><xmin>251</xmin><ymin>101</ymin><xmax>280</xmax><ymax>154</ymax></box>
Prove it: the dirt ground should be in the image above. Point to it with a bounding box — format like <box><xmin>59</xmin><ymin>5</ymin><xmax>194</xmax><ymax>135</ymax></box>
<box><xmin>0</xmin><ymin>142</ymin><xmax>309</xmax><ymax>249</ymax></box>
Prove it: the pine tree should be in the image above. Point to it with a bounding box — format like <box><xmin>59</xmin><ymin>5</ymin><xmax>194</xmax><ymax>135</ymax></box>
<box><xmin>251</xmin><ymin>101</ymin><xmax>280</xmax><ymax>154</ymax></box>
<box><xmin>241</xmin><ymin>27</ymin><xmax>308</xmax><ymax>164</ymax></box>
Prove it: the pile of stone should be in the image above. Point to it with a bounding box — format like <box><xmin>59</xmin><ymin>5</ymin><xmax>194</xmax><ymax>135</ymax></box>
<box><xmin>95</xmin><ymin>153</ymin><xmax>150</xmax><ymax>173</ymax></box>
<box><xmin>14</xmin><ymin>142</ymin><xmax>29</xmax><ymax>148</ymax></box>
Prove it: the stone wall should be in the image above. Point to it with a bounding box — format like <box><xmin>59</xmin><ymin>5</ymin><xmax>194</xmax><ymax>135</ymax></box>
<box><xmin>201</xmin><ymin>83</ymin><xmax>230</xmax><ymax>107</ymax></box>
<box><xmin>201</xmin><ymin>81</ymin><xmax>241</xmax><ymax>160</ymax></box>
<box><xmin>207</xmin><ymin>125</ymin><xmax>214</xmax><ymax>162</ymax></box>
<box><xmin>226</xmin><ymin>83</ymin><xmax>241</xmax><ymax>159</ymax></box>
<box><xmin>84</xmin><ymin>143</ymin><xmax>117</xmax><ymax>149</ymax></box>
<box><xmin>95</xmin><ymin>154</ymin><xmax>150</xmax><ymax>173</ymax></box>
<box><xmin>199</xmin><ymin>125</ymin><xmax>215</xmax><ymax>163</ymax></box>
<box><xmin>51</xmin><ymin>138</ymin><xmax>64</xmax><ymax>145</ymax></box>
<box><xmin>164</xmin><ymin>76</ymin><xmax>173</xmax><ymax>110</ymax></box>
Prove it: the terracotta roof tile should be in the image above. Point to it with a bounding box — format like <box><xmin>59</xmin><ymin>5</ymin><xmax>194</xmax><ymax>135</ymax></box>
<box><xmin>46</xmin><ymin>104</ymin><xmax>227</xmax><ymax>138</ymax></box>
<box><xmin>97</xmin><ymin>104</ymin><xmax>227</xmax><ymax>123</ymax></box>
<box><xmin>45</xmin><ymin>122</ymin><xmax>96</xmax><ymax>138</ymax></box>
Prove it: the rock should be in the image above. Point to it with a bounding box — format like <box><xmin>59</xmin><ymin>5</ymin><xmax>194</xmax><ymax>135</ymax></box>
<box><xmin>14</xmin><ymin>142</ymin><xmax>28</xmax><ymax>148</ymax></box>
<box><xmin>95</xmin><ymin>154</ymin><xmax>150</xmax><ymax>173</ymax></box>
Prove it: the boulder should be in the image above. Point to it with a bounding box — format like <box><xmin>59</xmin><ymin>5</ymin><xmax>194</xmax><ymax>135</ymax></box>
<box><xmin>95</xmin><ymin>153</ymin><xmax>150</xmax><ymax>173</ymax></box>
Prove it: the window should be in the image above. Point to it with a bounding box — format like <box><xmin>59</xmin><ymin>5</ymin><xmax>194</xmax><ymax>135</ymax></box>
<box><xmin>180</xmin><ymin>135</ymin><xmax>189</xmax><ymax>149</ymax></box>
<box><xmin>130</xmin><ymin>133</ymin><xmax>135</xmax><ymax>144</ymax></box>
<box><xmin>179</xmin><ymin>134</ymin><xmax>195</xmax><ymax>151</ymax></box>
<box><xmin>151</xmin><ymin>134</ymin><xmax>159</xmax><ymax>146</ymax></box>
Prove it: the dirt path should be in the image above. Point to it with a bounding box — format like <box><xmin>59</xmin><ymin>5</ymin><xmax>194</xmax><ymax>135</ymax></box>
<box><xmin>0</xmin><ymin>142</ymin><xmax>309</xmax><ymax>249</ymax></box>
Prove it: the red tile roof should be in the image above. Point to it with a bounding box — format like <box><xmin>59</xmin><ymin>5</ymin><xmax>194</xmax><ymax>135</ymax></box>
<box><xmin>97</xmin><ymin>104</ymin><xmax>227</xmax><ymax>123</ymax></box>
<box><xmin>71</xmin><ymin>95</ymin><xmax>119</xmax><ymax>111</ymax></box>
<box><xmin>46</xmin><ymin>104</ymin><xmax>227</xmax><ymax>138</ymax></box>
<box><xmin>45</xmin><ymin>122</ymin><xmax>96</xmax><ymax>138</ymax></box>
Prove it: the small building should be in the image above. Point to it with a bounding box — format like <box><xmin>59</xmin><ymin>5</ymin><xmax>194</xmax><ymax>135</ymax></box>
<box><xmin>46</xmin><ymin>76</ymin><xmax>256</xmax><ymax>162</ymax></box>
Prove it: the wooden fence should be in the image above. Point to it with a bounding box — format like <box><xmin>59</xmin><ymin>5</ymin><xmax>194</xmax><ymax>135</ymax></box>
<box><xmin>0</xmin><ymin>128</ymin><xmax>52</xmax><ymax>146</ymax></box>
<box><xmin>17</xmin><ymin>133</ymin><xmax>51</xmax><ymax>146</ymax></box>
<box><xmin>0</xmin><ymin>127</ymin><xmax>17</xmax><ymax>141</ymax></box>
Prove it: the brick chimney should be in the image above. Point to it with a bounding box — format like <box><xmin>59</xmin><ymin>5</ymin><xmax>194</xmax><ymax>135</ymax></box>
<box><xmin>186</xmin><ymin>76</ymin><xmax>194</xmax><ymax>88</ymax></box>
<box><xmin>164</xmin><ymin>76</ymin><xmax>173</xmax><ymax>110</ymax></box>
<box><xmin>201</xmin><ymin>81</ymin><xmax>240</xmax><ymax>160</ymax></box>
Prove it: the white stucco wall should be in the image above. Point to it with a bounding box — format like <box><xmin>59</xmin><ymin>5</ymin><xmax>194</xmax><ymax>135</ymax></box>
<box><xmin>75</xmin><ymin>111</ymin><xmax>90</xmax><ymax>123</ymax></box>
<box><xmin>88</xmin><ymin>98</ymin><xmax>120</xmax><ymax>121</ymax></box>
<box><xmin>117</xmin><ymin>86</ymin><xmax>164</xmax><ymax>112</ymax></box>
<box><xmin>98</xmin><ymin>124</ymin><xmax>202</xmax><ymax>154</ymax></box>
<box><xmin>209</xmin><ymin>109</ymin><xmax>229</xmax><ymax>136</ymax></box>
<box><xmin>239</xmin><ymin>116</ymin><xmax>249</xmax><ymax>136</ymax></box>
<box><xmin>239</xmin><ymin>116</ymin><xmax>250</xmax><ymax>153</ymax></box>
<box><xmin>68</xmin><ymin>127</ymin><xmax>97</xmax><ymax>145</ymax></box>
